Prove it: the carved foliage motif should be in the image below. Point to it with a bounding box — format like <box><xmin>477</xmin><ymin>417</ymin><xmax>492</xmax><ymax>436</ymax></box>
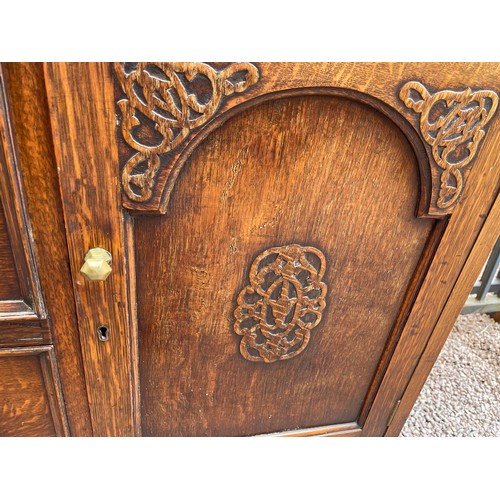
<box><xmin>234</xmin><ymin>245</ymin><xmax>327</xmax><ymax>363</ymax></box>
<box><xmin>114</xmin><ymin>62</ymin><xmax>260</xmax><ymax>202</ymax></box>
<box><xmin>400</xmin><ymin>81</ymin><xmax>498</xmax><ymax>210</ymax></box>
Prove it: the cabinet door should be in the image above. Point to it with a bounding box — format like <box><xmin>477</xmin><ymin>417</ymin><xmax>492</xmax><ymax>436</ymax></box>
<box><xmin>45</xmin><ymin>63</ymin><xmax>500</xmax><ymax>436</ymax></box>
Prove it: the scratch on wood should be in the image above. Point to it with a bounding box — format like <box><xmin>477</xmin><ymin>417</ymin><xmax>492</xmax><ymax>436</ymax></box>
<box><xmin>220</xmin><ymin>146</ymin><xmax>249</xmax><ymax>205</ymax></box>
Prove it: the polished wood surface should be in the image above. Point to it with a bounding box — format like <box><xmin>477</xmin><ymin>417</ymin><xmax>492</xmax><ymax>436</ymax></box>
<box><xmin>0</xmin><ymin>354</ymin><xmax>54</xmax><ymax>436</ymax></box>
<box><xmin>362</xmin><ymin>109</ymin><xmax>500</xmax><ymax>435</ymax></box>
<box><xmin>136</xmin><ymin>95</ymin><xmax>436</xmax><ymax>436</ymax></box>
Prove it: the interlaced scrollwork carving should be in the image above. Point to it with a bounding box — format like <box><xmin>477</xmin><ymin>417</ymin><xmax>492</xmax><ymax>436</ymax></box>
<box><xmin>114</xmin><ymin>62</ymin><xmax>260</xmax><ymax>202</ymax></box>
<box><xmin>400</xmin><ymin>81</ymin><xmax>498</xmax><ymax>210</ymax></box>
<box><xmin>234</xmin><ymin>244</ymin><xmax>327</xmax><ymax>363</ymax></box>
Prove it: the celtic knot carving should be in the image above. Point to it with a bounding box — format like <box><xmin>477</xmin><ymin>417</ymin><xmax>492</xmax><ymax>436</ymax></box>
<box><xmin>114</xmin><ymin>62</ymin><xmax>260</xmax><ymax>202</ymax></box>
<box><xmin>234</xmin><ymin>244</ymin><xmax>327</xmax><ymax>363</ymax></box>
<box><xmin>400</xmin><ymin>81</ymin><xmax>498</xmax><ymax>210</ymax></box>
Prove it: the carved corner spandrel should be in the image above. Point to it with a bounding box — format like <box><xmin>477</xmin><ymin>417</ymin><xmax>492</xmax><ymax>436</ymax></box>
<box><xmin>114</xmin><ymin>62</ymin><xmax>260</xmax><ymax>210</ymax></box>
<box><xmin>400</xmin><ymin>81</ymin><xmax>498</xmax><ymax>216</ymax></box>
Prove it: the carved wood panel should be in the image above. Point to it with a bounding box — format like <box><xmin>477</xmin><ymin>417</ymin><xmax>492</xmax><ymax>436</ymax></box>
<box><xmin>400</xmin><ymin>81</ymin><xmax>498</xmax><ymax>213</ymax></box>
<box><xmin>115</xmin><ymin>64</ymin><xmax>499</xmax><ymax>219</ymax></box>
<box><xmin>135</xmin><ymin>95</ymin><xmax>437</xmax><ymax>436</ymax></box>
<box><xmin>36</xmin><ymin>62</ymin><xmax>500</xmax><ymax>437</ymax></box>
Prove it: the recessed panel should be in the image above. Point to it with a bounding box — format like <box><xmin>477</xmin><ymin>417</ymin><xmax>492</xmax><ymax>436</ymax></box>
<box><xmin>135</xmin><ymin>96</ymin><xmax>436</xmax><ymax>436</ymax></box>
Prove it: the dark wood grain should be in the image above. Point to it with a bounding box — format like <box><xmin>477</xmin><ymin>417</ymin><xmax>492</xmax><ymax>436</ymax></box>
<box><xmin>3</xmin><ymin>63</ymin><xmax>92</xmax><ymax>435</ymax></box>
<box><xmin>0</xmin><ymin>63</ymin><xmax>56</xmax><ymax>356</ymax></box>
<box><xmin>136</xmin><ymin>95</ymin><xmax>436</xmax><ymax>436</ymax></box>
<box><xmin>44</xmin><ymin>63</ymin><xmax>139</xmax><ymax>436</ymax></box>
<box><xmin>0</xmin><ymin>353</ymin><xmax>54</xmax><ymax>436</ymax></box>
<box><xmin>0</xmin><ymin>346</ymin><xmax>69</xmax><ymax>437</ymax></box>
<box><xmin>0</xmin><ymin>198</ymin><xmax>22</xmax><ymax>300</ymax></box>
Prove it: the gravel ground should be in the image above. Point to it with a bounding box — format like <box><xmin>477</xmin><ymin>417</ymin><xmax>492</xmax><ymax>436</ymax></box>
<box><xmin>401</xmin><ymin>313</ymin><xmax>500</xmax><ymax>437</ymax></box>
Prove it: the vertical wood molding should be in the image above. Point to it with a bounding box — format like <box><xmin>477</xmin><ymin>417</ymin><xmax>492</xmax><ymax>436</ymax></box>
<box><xmin>44</xmin><ymin>63</ymin><xmax>139</xmax><ymax>436</ymax></box>
<box><xmin>38</xmin><ymin>346</ymin><xmax>71</xmax><ymax>436</ymax></box>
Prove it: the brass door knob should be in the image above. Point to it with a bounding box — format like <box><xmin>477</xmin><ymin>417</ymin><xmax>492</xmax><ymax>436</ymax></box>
<box><xmin>80</xmin><ymin>247</ymin><xmax>112</xmax><ymax>281</ymax></box>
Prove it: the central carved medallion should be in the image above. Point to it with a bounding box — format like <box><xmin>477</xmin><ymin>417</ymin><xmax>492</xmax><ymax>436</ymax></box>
<box><xmin>234</xmin><ymin>244</ymin><xmax>327</xmax><ymax>363</ymax></box>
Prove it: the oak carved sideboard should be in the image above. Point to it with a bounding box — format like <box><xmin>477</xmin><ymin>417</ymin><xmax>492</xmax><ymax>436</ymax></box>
<box><xmin>0</xmin><ymin>63</ymin><xmax>499</xmax><ymax>436</ymax></box>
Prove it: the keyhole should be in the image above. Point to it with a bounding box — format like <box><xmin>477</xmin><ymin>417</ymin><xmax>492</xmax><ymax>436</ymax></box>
<box><xmin>97</xmin><ymin>325</ymin><xmax>109</xmax><ymax>342</ymax></box>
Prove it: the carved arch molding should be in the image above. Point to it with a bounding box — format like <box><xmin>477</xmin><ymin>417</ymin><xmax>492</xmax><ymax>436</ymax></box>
<box><xmin>114</xmin><ymin>63</ymin><xmax>498</xmax><ymax>217</ymax></box>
